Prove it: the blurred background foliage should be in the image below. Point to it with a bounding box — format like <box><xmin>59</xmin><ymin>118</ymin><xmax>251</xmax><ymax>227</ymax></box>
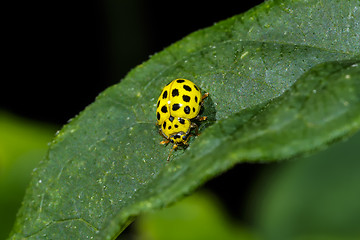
<box><xmin>0</xmin><ymin>112</ymin><xmax>57</xmax><ymax>240</ymax></box>
<box><xmin>1</xmin><ymin>0</ymin><xmax>359</xmax><ymax>239</ymax></box>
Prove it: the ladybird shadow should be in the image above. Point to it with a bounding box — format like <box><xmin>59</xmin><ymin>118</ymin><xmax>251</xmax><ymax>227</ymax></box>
<box><xmin>194</xmin><ymin>93</ymin><xmax>216</xmax><ymax>134</ymax></box>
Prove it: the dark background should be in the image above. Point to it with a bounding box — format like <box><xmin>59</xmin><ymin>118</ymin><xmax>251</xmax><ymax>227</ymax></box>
<box><xmin>2</xmin><ymin>0</ymin><xmax>265</xmax><ymax>232</ymax></box>
<box><xmin>2</xmin><ymin>0</ymin><xmax>263</xmax><ymax>125</ymax></box>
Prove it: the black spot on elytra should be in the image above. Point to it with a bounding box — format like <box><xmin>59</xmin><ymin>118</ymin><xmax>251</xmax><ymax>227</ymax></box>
<box><xmin>163</xmin><ymin>121</ymin><xmax>166</xmax><ymax>129</ymax></box>
<box><xmin>175</xmin><ymin>124</ymin><xmax>178</xmax><ymax>128</ymax></box>
<box><xmin>161</xmin><ymin>105</ymin><xmax>168</xmax><ymax>113</ymax></box>
<box><xmin>195</xmin><ymin>96</ymin><xmax>198</xmax><ymax>103</ymax></box>
<box><xmin>183</xmin><ymin>85</ymin><xmax>192</xmax><ymax>92</ymax></box>
<box><xmin>172</xmin><ymin>89</ymin><xmax>179</xmax><ymax>97</ymax></box>
<box><xmin>168</xmin><ymin>126</ymin><xmax>172</xmax><ymax>130</ymax></box>
<box><xmin>162</xmin><ymin>90</ymin><xmax>168</xmax><ymax>99</ymax></box>
<box><xmin>157</xmin><ymin>112</ymin><xmax>160</xmax><ymax>120</ymax></box>
<box><xmin>182</xmin><ymin>95</ymin><xmax>190</xmax><ymax>102</ymax></box>
<box><xmin>172</xmin><ymin>104</ymin><xmax>180</xmax><ymax>111</ymax></box>
<box><xmin>184</xmin><ymin>106</ymin><xmax>190</xmax><ymax>114</ymax></box>
<box><xmin>169</xmin><ymin>116</ymin><xmax>174</xmax><ymax>122</ymax></box>
<box><xmin>157</xmin><ymin>100</ymin><xmax>160</xmax><ymax>108</ymax></box>
<box><xmin>176</xmin><ymin>79</ymin><xmax>185</xmax><ymax>83</ymax></box>
<box><xmin>179</xmin><ymin>118</ymin><xmax>185</xmax><ymax>124</ymax></box>
<box><xmin>192</xmin><ymin>107</ymin><xmax>195</xmax><ymax>112</ymax></box>
<box><xmin>194</xmin><ymin>84</ymin><xmax>199</xmax><ymax>91</ymax></box>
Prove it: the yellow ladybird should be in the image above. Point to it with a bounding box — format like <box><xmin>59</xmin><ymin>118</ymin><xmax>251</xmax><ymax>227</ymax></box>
<box><xmin>156</xmin><ymin>78</ymin><xmax>208</xmax><ymax>161</ymax></box>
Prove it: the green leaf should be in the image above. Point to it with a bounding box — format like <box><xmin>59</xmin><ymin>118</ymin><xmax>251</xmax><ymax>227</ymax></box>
<box><xmin>9</xmin><ymin>0</ymin><xmax>360</xmax><ymax>239</ymax></box>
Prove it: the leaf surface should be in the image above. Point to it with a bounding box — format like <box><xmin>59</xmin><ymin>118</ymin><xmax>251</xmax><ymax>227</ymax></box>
<box><xmin>10</xmin><ymin>0</ymin><xmax>360</xmax><ymax>239</ymax></box>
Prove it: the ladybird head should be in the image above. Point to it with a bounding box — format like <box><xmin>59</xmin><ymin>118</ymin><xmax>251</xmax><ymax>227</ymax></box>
<box><xmin>169</xmin><ymin>132</ymin><xmax>188</xmax><ymax>145</ymax></box>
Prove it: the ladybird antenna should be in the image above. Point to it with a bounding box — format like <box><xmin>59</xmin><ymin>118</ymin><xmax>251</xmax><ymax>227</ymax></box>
<box><xmin>167</xmin><ymin>145</ymin><xmax>177</xmax><ymax>161</ymax></box>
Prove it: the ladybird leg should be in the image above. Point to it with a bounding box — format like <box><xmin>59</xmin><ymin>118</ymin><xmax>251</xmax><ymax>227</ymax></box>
<box><xmin>191</xmin><ymin>122</ymin><xmax>199</xmax><ymax>136</ymax></box>
<box><xmin>183</xmin><ymin>137</ymin><xmax>191</xmax><ymax>145</ymax></box>
<box><xmin>201</xmin><ymin>92</ymin><xmax>209</xmax><ymax>101</ymax></box>
<box><xmin>160</xmin><ymin>139</ymin><xmax>170</xmax><ymax>145</ymax></box>
<box><xmin>195</xmin><ymin>115</ymin><xmax>207</xmax><ymax>121</ymax></box>
<box><xmin>200</xmin><ymin>92</ymin><xmax>209</xmax><ymax>107</ymax></box>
